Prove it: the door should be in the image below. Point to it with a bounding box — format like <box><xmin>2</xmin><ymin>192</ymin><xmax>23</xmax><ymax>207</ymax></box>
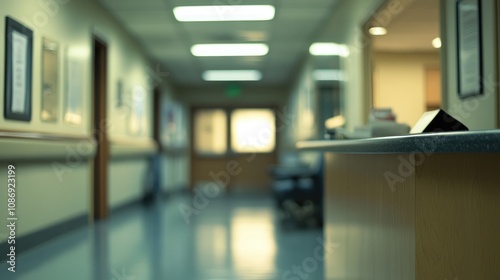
<box><xmin>190</xmin><ymin>107</ymin><xmax>278</xmax><ymax>193</ymax></box>
<box><xmin>92</xmin><ymin>37</ymin><xmax>109</xmax><ymax>219</ymax></box>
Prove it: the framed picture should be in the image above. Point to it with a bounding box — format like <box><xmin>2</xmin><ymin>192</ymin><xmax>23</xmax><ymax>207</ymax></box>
<box><xmin>64</xmin><ymin>51</ymin><xmax>84</xmax><ymax>125</ymax></box>
<box><xmin>116</xmin><ymin>79</ymin><xmax>123</xmax><ymax>108</ymax></box>
<box><xmin>4</xmin><ymin>17</ymin><xmax>33</xmax><ymax>121</ymax></box>
<box><xmin>456</xmin><ymin>0</ymin><xmax>483</xmax><ymax>98</ymax></box>
<box><xmin>129</xmin><ymin>86</ymin><xmax>146</xmax><ymax>136</ymax></box>
<box><xmin>41</xmin><ymin>37</ymin><xmax>59</xmax><ymax>122</ymax></box>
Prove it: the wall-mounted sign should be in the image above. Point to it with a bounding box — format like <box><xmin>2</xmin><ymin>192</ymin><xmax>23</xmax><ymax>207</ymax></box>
<box><xmin>456</xmin><ymin>0</ymin><xmax>483</xmax><ymax>98</ymax></box>
<box><xmin>41</xmin><ymin>37</ymin><xmax>59</xmax><ymax>122</ymax></box>
<box><xmin>4</xmin><ymin>17</ymin><xmax>33</xmax><ymax>122</ymax></box>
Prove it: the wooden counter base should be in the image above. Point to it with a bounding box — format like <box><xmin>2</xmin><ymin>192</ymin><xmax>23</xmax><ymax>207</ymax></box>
<box><xmin>324</xmin><ymin>153</ymin><xmax>500</xmax><ymax>280</ymax></box>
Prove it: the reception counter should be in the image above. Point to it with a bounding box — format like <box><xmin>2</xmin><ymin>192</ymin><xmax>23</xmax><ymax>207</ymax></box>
<box><xmin>298</xmin><ymin>130</ymin><xmax>500</xmax><ymax>280</ymax></box>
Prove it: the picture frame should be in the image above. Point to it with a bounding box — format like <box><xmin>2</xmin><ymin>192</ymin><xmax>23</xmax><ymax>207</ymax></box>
<box><xmin>64</xmin><ymin>49</ymin><xmax>84</xmax><ymax>125</ymax></box>
<box><xmin>41</xmin><ymin>37</ymin><xmax>59</xmax><ymax>122</ymax></box>
<box><xmin>4</xmin><ymin>17</ymin><xmax>33</xmax><ymax>121</ymax></box>
<box><xmin>116</xmin><ymin>79</ymin><xmax>123</xmax><ymax>108</ymax></box>
<box><xmin>456</xmin><ymin>0</ymin><xmax>483</xmax><ymax>98</ymax></box>
<box><xmin>128</xmin><ymin>85</ymin><xmax>146</xmax><ymax>136</ymax></box>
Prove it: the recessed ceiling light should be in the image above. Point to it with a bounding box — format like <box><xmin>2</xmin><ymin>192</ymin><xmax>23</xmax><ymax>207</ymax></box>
<box><xmin>309</xmin><ymin>43</ymin><xmax>349</xmax><ymax>57</ymax></box>
<box><xmin>369</xmin><ymin>27</ymin><xmax>387</xmax><ymax>36</ymax></box>
<box><xmin>432</xmin><ymin>37</ymin><xmax>442</xmax><ymax>48</ymax></box>
<box><xmin>313</xmin><ymin>69</ymin><xmax>344</xmax><ymax>81</ymax></box>
<box><xmin>173</xmin><ymin>5</ymin><xmax>275</xmax><ymax>22</ymax></box>
<box><xmin>191</xmin><ymin>44</ymin><xmax>269</xmax><ymax>57</ymax></box>
<box><xmin>202</xmin><ymin>70</ymin><xmax>262</xmax><ymax>81</ymax></box>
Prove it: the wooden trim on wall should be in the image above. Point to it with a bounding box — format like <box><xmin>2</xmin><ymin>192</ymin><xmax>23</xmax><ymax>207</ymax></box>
<box><xmin>92</xmin><ymin>37</ymin><xmax>109</xmax><ymax>220</ymax></box>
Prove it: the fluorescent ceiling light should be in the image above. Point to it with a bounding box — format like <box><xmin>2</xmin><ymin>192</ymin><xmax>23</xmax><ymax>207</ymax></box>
<box><xmin>309</xmin><ymin>43</ymin><xmax>349</xmax><ymax>57</ymax></box>
<box><xmin>432</xmin><ymin>37</ymin><xmax>442</xmax><ymax>48</ymax></box>
<box><xmin>191</xmin><ymin>44</ymin><xmax>269</xmax><ymax>57</ymax></box>
<box><xmin>202</xmin><ymin>70</ymin><xmax>262</xmax><ymax>81</ymax></box>
<box><xmin>173</xmin><ymin>5</ymin><xmax>275</xmax><ymax>22</ymax></box>
<box><xmin>369</xmin><ymin>27</ymin><xmax>387</xmax><ymax>36</ymax></box>
<box><xmin>313</xmin><ymin>69</ymin><xmax>344</xmax><ymax>81</ymax></box>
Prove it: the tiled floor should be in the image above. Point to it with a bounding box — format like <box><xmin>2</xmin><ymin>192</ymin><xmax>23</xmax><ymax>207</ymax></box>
<box><xmin>0</xmin><ymin>194</ymin><xmax>324</xmax><ymax>280</ymax></box>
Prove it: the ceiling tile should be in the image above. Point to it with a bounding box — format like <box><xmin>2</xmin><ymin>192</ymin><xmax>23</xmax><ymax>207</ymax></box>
<box><xmin>101</xmin><ymin>0</ymin><xmax>167</xmax><ymax>10</ymax></box>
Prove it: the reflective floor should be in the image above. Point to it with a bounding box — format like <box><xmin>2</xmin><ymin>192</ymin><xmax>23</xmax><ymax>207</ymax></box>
<box><xmin>0</xmin><ymin>194</ymin><xmax>324</xmax><ymax>280</ymax></box>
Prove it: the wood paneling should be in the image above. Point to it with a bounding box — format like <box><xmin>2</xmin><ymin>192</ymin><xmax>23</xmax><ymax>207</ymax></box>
<box><xmin>93</xmin><ymin>38</ymin><xmax>109</xmax><ymax>220</ymax></box>
<box><xmin>191</xmin><ymin>153</ymin><xmax>276</xmax><ymax>191</ymax></box>
<box><xmin>415</xmin><ymin>153</ymin><xmax>500</xmax><ymax>280</ymax></box>
<box><xmin>324</xmin><ymin>152</ymin><xmax>500</xmax><ymax>280</ymax></box>
<box><xmin>425</xmin><ymin>67</ymin><xmax>441</xmax><ymax>110</ymax></box>
<box><xmin>325</xmin><ymin>153</ymin><xmax>416</xmax><ymax>280</ymax></box>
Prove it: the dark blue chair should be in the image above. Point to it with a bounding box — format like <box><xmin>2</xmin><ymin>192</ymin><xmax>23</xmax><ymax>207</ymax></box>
<box><xmin>269</xmin><ymin>153</ymin><xmax>324</xmax><ymax>226</ymax></box>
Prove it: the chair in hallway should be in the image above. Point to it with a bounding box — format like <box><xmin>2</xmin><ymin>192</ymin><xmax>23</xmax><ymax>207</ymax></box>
<box><xmin>269</xmin><ymin>152</ymin><xmax>324</xmax><ymax>226</ymax></box>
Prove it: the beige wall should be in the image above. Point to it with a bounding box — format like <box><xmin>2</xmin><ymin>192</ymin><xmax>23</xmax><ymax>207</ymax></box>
<box><xmin>441</xmin><ymin>0</ymin><xmax>499</xmax><ymax>130</ymax></box>
<box><xmin>373</xmin><ymin>52</ymin><xmax>440</xmax><ymax>127</ymax></box>
<box><xmin>0</xmin><ymin>0</ymin><xmax>172</xmax><ymax>239</ymax></box>
<box><xmin>326</xmin><ymin>0</ymin><xmax>385</xmax><ymax>132</ymax></box>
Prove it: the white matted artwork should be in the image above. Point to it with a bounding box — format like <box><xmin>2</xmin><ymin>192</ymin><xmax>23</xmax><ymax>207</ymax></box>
<box><xmin>41</xmin><ymin>37</ymin><xmax>59</xmax><ymax>122</ymax></box>
<box><xmin>64</xmin><ymin>53</ymin><xmax>83</xmax><ymax>125</ymax></box>
<box><xmin>129</xmin><ymin>85</ymin><xmax>146</xmax><ymax>136</ymax></box>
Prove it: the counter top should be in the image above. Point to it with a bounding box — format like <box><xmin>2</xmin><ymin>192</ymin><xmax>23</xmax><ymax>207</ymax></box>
<box><xmin>296</xmin><ymin>130</ymin><xmax>500</xmax><ymax>154</ymax></box>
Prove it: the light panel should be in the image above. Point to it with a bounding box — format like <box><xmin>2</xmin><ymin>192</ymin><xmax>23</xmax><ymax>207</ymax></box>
<box><xmin>313</xmin><ymin>69</ymin><xmax>344</xmax><ymax>81</ymax></box>
<box><xmin>191</xmin><ymin>44</ymin><xmax>269</xmax><ymax>57</ymax></box>
<box><xmin>202</xmin><ymin>70</ymin><xmax>262</xmax><ymax>81</ymax></box>
<box><xmin>173</xmin><ymin>5</ymin><xmax>275</xmax><ymax>22</ymax></box>
<box><xmin>369</xmin><ymin>27</ymin><xmax>387</xmax><ymax>36</ymax></box>
<box><xmin>432</xmin><ymin>37</ymin><xmax>442</xmax><ymax>48</ymax></box>
<box><xmin>309</xmin><ymin>43</ymin><xmax>349</xmax><ymax>57</ymax></box>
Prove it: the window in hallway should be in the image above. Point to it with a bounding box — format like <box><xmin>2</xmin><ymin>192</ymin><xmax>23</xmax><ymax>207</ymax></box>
<box><xmin>193</xmin><ymin>108</ymin><xmax>277</xmax><ymax>155</ymax></box>
<box><xmin>194</xmin><ymin>109</ymin><xmax>227</xmax><ymax>155</ymax></box>
<box><xmin>191</xmin><ymin>107</ymin><xmax>278</xmax><ymax>191</ymax></box>
<box><xmin>230</xmin><ymin>109</ymin><xmax>276</xmax><ymax>153</ymax></box>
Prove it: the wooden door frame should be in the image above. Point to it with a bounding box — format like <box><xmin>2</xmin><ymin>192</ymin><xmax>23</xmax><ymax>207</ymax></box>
<box><xmin>92</xmin><ymin>36</ymin><xmax>109</xmax><ymax>220</ymax></box>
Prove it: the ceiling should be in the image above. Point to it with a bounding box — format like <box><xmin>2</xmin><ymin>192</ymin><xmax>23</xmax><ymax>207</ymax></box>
<box><xmin>372</xmin><ymin>0</ymin><xmax>440</xmax><ymax>52</ymax></box>
<box><xmin>99</xmin><ymin>0</ymin><xmax>341</xmax><ymax>87</ymax></box>
<box><xmin>98</xmin><ymin>0</ymin><xmax>440</xmax><ymax>87</ymax></box>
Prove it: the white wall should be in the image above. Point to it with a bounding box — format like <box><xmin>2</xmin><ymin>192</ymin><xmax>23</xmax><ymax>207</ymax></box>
<box><xmin>373</xmin><ymin>52</ymin><xmax>440</xmax><ymax>127</ymax></box>
<box><xmin>441</xmin><ymin>0</ymin><xmax>498</xmax><ymax>130</ymax></box>
<box><xmin>160</xmin><ymin>83</ymin><xmax>190</xmax><ymax>192</ymax></box>
<box><xmin>0</xmin><ymin>162</ymin><xmax>90</xmax><ymax>238</ymax></box>
<box><xmin>0</xmin><ymin>0</ymin><xmax>165</xmax><ymax>238</ymax></box>
<box><xmin>324</xmin><ymin>0</ymin><xmax>386</xmax><ymax>133</ymax></box>
<box><xmin>342</xmin><ymin>30</ymin><xmax>368</xmax><ymax>132</ymax></box>
<box><xmin>282</xmin><ymin>58</ymin><xmax>320</xmax><ymax>153</ymax></box>
<box><xmin>278</xmin><ymin>57</ymin><xmax>343</xmax><ymax>168</ymax></box>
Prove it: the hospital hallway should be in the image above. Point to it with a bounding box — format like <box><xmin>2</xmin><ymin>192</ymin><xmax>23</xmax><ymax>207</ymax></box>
<box><xmin>0</xmin><ymin>193</ymin><xmax>325</xmax><ymax>280</ymax></box>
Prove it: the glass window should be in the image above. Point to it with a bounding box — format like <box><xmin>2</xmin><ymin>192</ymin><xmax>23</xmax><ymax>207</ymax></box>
<box><xmin>231</xmin><ymin>109</ymin><xmax>275</xmax><ymax>153</ymax></box>
<box><xmin>194</xmin><ymin>109</ymin><xmax>227</xmax><ymax>155</ymax></box>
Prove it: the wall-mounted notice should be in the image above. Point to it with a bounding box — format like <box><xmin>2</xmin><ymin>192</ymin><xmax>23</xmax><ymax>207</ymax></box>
<box><xmin>456</xmin><ymin>0</ymin><xmax>483</xmax><ymax>98</ymax></box>
<box><xmin>129</xmin><ymin>86</ymin><xmax>146</xmax><ymax>136</ymax></box>
<box><xmin>4</xmin><ymin>17</ymin><xmax>33</xmax><ymax>121</ymax></box>
<box><xmin>64</xmin><ymin>56</ymin><xmax>83</xmax><ymax>125</ymax></box>
<box><xmin>41</xmin><ymin>37</ymin><xmax>59</xmax><ymax>122</ymax></box>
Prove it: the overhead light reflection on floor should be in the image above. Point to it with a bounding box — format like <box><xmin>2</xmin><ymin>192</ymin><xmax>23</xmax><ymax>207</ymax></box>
<box><xmin>196</xmin><ymin>225</ymin><xmax>228</xmax><ymax>269</ymax></box>
<box><xmin>230</xmin><ymin>209</ymin><xmax>277</xmax><ymax>278</ymax></box>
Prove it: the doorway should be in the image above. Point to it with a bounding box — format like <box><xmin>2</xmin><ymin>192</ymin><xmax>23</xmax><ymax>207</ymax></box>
<box><xmin>368</xmin><ymin>0</ymin><xmax>442</xmax><ymax>127</ymax></box>
<box><xmin>92</xmin><ymin>37</ymin><xmax>109</xmax><ymax>219</ymax></box>
<box><xmin>190</xmin><ymin>107</ymin><xmax>278</xmax><ymax>193</ymax></box>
